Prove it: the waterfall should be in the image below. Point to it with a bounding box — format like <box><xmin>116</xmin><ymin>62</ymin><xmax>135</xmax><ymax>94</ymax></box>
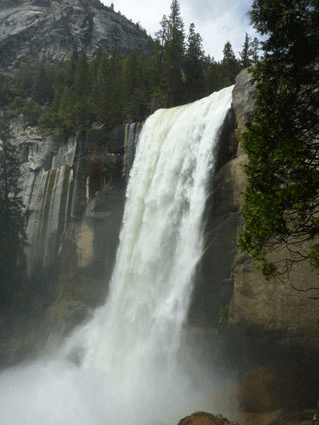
<box><xmin>122</xmin><ymin>122</ymin><xmax>142</xmax><ymax>179</ymax></box>
<box><xmin>0</xmin><ymin>86</ymin><xmax>234</xmax><ymax>425</ymax></box>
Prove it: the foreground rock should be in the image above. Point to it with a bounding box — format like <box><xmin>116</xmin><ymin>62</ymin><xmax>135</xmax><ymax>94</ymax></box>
<box><xmin>177</xmin><ymin>411</ymin><xmax>239</xmax><ymax>425</ymax></box>
<box><xmin>237</xmin><ymin>366</ymin><xmax>283</xmax><ymax>413</ymax></box>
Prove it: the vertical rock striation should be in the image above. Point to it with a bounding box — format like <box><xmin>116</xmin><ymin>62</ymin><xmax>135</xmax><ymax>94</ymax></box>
<box><xmin>14</xmin><ymin>121</ymin><xmax>130</xmax><ymax>303</ymax></box>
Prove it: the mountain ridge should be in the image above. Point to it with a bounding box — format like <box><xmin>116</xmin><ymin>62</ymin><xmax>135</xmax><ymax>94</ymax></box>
<box><xmin>0</xmin><ymin>0</ymin><xmax>151</xmax><ymax>68</ymax></box>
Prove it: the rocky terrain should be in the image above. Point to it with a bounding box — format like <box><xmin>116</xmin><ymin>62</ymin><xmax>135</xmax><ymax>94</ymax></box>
<box><xmin>0</xmin><ymin>0</ymin><xmax>151</xmax><ymax>68</ymax></box>
<box><xmin>1</xmin><ymin>68</ymin><xmax>319</xmax><ymax>425</ymax></box>
<box><xmin>0</xmin><ymin>2</ymin><xmax>318</xmax><ymax>423</ymax></box>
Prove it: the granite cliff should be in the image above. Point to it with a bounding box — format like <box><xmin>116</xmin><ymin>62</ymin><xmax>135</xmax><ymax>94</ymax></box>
<box><xmin>0</xmin><ymin>0</ymin><xmax>150</xmax><ymax>69</ymax></box>
<box><xmin>2</xmin><ymin>70</ymin><xmax>319</xmax><ymax>371</ymax></box>
<box><xmin>190</xmin><ymin>68</ymin><xmax>319</xmax><ymax>345</ymax></box>
<box><xmin>230</xmin><ymin>70</ymin><xmax>319</xmax><ymax>345</ymax></box>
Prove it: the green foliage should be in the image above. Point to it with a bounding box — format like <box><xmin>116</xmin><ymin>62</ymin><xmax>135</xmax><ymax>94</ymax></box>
<box><xmin>238</xmin><ymin>0</ymin><xmax>319</xmax><ymax>278</ymax></box>
<box><xmin>239</xmin><ymin>33</ymin><xmax>260</xmax><ymax>68</ymax></box>
<box><xmin>222</xmin><ymin>41</ymin><xmax>242</xmax><ymax>87</ymax></box>
<box><xmin>31</xmin><ymin>62</ymin><xmax>53</xmax><ymax>104</ymax></box>
<box><xmin>309</xmin><ymin>244</ymin><xmax>319</xmax><ymax>268</ymax></box>
<box><xmin>184</xmin><ymin>23</ymin><xmax>206</xmax><ymax>102</ymax></box>
<box><xmin>4</xmin><ymin>96</ymin><xmax>24</xmax><ymax>119</ymax></box>
<box><xmin>161</xmin><ymin>0</ymin><xmax>185</xmax><ymax>106</ymax></box>
<box><xmin>0</xmin><ymin>1</ymin><xmax>252</xmax><ymax>134</ymax></box>
<box><xmin>23</xmin><ymin>100</ymin><xmax>41</xmax><ymax>125</ymax></box>
<box><xmin>0</xmin><ymin>73</ymin><xmax>14</xmax><ymax>107</ymax></box>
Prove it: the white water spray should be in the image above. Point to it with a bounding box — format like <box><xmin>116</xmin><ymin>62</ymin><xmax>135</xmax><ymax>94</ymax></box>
<box><xmin>0</xmin><ymin>86</ymin><xmax>234</xmax><ymax>425</ymax></box>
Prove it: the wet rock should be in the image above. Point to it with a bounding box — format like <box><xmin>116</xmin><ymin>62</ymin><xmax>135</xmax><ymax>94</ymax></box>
<box><xmin>237</xmin><ymin>367</ymin><xmax>284</xmax><ymax>413</ymax></box>
<box><xmin>177</xmin><ymin>411</ymin><xmax>239</xmax><ymax>425</ymax></box>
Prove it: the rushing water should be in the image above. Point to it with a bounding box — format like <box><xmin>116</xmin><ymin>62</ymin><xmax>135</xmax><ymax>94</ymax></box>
<box><xmin>0</xmin><ymin>86</ymin><xmax>234</xmax><ymax>425</ymax></box>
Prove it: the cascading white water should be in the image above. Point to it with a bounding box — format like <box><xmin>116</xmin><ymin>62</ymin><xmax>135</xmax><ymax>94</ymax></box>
<box><xmin>0</xmin><ymin>86</ymin><xmax>234</xmax><ymax>425</ymax></box>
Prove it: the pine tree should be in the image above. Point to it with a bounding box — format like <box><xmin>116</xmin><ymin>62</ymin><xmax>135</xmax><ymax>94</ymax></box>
<box><xmin>160</xmin><ymin>0</ymin><xmax>186</xmax><ymax>106</ymax></box>
<box><xmin>204</xmin><ymin>57</ymin><xmax>224</xmax><ymax>94</ymax></box>
<box><xmin>251</xmin><ymin>37</ymin><xmax>260</xmax><ymax>64</ymax></box>
<box><xmin>184</xmin><ymin>23</ymin><xmax>205</xmax><ymax>101</ymax></box>
<box><xmin>221</xmin><ymin>41</ymin><xmax>240</xmax><ymax>86</ymax></box>
<box><xmin>239</xmin><ymin>33</ymin><xmax>253</xmax><ymax>68</ymax></box>
<box><xmin>238</xmin><ymin>0</ymin><xmax>319</xmax><ymax>278</ymax></box>
<box><xmin>31</xmin><ymin>62</ymin><xmax>53</xmax><ymax>105</ymax></box>
<box><xmin>72</xmin><ymin>52</ymin><xmax>94</xmax><ymax>132</ymax></box>
<box><xmin>155</xmin><ymin>14</ymin><xmax>169</xmax><ymax>87</ymax></box>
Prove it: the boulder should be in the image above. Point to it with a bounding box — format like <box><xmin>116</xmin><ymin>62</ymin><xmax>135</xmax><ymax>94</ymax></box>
<box><xmin>177</xmin><ymin>411</ymin><xmax>239</xmax><ymax>425</ymax></box>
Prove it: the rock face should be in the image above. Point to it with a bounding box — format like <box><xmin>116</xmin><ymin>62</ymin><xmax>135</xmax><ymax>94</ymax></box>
<box><xmin>189</xmin><ymin>68</ymin><xmax>319</xmax><ymax>345</ymax></box>
<box><xmin>12</xmin><ymin>119</ymin><xmax>136</xmax><ymax>304</ymax></box>
<box><xmin>0</xmin><ymin>119</ymin><xmax>140</xmax><ymax>367</ymax></box>
<box><xmin>0</xmin><ymin>0</ymin><xmax>150</xmax><ymax>68</ymax></box>
<box><xmin>228</xmin><ymin>69</ymin><xmax>319</xmax><ymax>344</ymax></box>
<box><xmin>5</xmin><ymin>68</ymin><xmax>319</xmax><ymax>365</ymax></box>
<box><xmin>188</xmin><ymin>71</ymin><xmax>255</xmax><ymax>329</ymax></box>
<box><xmin>237</xmin><ymin>367</ymin><xmax>283</xmax><ymax>413</ymax></box>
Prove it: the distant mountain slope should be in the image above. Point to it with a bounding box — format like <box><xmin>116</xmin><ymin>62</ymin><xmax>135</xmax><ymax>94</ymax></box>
<box><xmin>0</xmin><ymin>0</ymin><xmax>151</xmax><ymax>68</ymax></box>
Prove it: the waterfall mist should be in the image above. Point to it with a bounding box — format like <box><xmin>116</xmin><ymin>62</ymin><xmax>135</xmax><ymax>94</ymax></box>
<box><xmin>0</xmin><ymin>86</ymin><xmax>234</xmax><ymax>425</ymax></box>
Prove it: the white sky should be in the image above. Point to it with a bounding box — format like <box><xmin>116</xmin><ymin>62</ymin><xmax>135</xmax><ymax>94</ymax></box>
<box><xmin>100</xmin><ymin>0</ymin><xmax>260</xmax><ymax>61</ymax></box>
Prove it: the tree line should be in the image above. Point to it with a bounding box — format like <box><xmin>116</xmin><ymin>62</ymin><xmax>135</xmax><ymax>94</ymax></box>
<box><xmin>1</xmin><ymin>0</ymin><xmax>259</xmax><ymax>135</ymax></box>
<box><xmin>0</xmin><ymin>0</ymin><xmax>260</xmax><ymax>310</ymax></box>
<box><xmin>238</xmin><ymin>0</ymin><xmax>319</xmax><ymax>278</ymax></box>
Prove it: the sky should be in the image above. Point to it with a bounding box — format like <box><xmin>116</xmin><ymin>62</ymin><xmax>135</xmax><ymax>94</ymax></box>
<box><xmin>100</xmin><ymin>0</ymin><xmax>260</xmax><ymax>61</ymax></box>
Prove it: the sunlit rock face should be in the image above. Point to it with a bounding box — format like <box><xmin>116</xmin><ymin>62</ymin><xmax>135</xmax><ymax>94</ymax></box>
<box><xmin>228</xmin><ymin>69</ymin><xmax>319</xmax><ymax>344</ymax></box>
<box><xmin>188</xmin><ymin>68</ymin><xmax>319</xmax><ymax>345</ymax></box>
<box><xmin>12</xmin><ymin>121</ymin><xmax>127</xmax><ymax>302</ymax></box>
<box><xmin>0</xmin><ymin>0</ymin><xmax>150</xmax><ymax>68</ymax></box>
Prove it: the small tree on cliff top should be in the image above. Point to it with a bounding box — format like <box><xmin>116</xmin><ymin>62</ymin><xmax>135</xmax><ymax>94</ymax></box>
<box><xmin>238</xmin><ymin>0</ymin><xmax>319</xmax><ymax>278</ymax></box>
<box><xmin>158</xmin><ymin>0</ymin><xmax>185</xmax><ymax>106</ymax></box>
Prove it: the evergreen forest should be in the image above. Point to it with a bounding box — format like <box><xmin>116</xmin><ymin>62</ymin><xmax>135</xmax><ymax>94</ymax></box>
<box><xmin>238</xmin><ymin>0</ymin><xmax>319</xmax><ymax>278</ymax></box>
<box><xmin>0</xmin><ymin>1</ymin><xmax>259</xmax><ymax>136</ymax></box>
<box><xmin>0</xmin><ymin>0</ymin><xmax>258</xmax><ymax>311</ymax></box>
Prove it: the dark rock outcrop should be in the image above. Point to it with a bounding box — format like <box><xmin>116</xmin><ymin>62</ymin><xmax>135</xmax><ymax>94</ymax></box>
<box><xmin>188</xmin><ymin>108</ymin><xmax>238</xmax><ymax>328</ymax></box>
<box><xmin>0</xmin><ymin>0</ymin><xmax>151</xmax><ymax>68</ymax></box>
<box><xmin>177</xmin><ymin>411</ymin><xmax>239</xmax><ymax>425</ymax></box>
<box><xmin>237</xmin><ymin>367</ymin><xmax>283</xmax><ymax>413</ymax></box>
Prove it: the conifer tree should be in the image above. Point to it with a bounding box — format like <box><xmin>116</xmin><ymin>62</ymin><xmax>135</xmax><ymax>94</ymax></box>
<box><xmin>221</xmin><ymin>41</ymin><xmax>240</xmax><ymax>86</ymax></box>
<box><xmin>238</xmin><ymin>0</ymin><xmax>319</xmax><ymax>278</ymax></box>
<box><xmin>31</xmin><ymin>62</ymin><xmax>53</xmax><ymax>104</ymax></box>
<box><xmin>239</xmin><ymin>33</ymin><xmax>253</xmax><ymax>68</ymax></box>
<box><xmin>72</xmin><ymin>52</ymin><xmax>94</xmax><ymax>131</ymax></box>
<box><xmin>251</xmin><ymin>37</ymin><xmax>260</xmax><ymax>64</ymax></box>
<box><xmin>160</xmin><ymin>0</ymin><xmax>185</xmax><ymax>106</ymax></box>
<box><xmin>185</xmin><ymin>22</ymin><xmax>205</xmax><ymax>101</ymax></box>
